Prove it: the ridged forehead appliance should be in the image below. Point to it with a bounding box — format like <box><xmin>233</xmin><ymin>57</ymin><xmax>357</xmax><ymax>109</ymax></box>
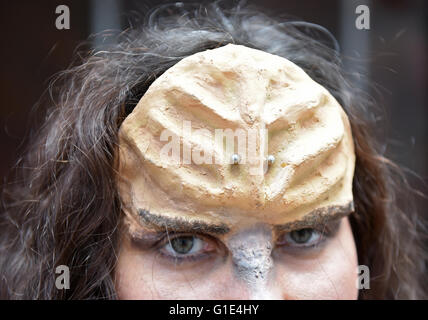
<box><xmin>118</xmin><ymin>44</ymin><xmax>356</xmax><ymax>224</ymax></box>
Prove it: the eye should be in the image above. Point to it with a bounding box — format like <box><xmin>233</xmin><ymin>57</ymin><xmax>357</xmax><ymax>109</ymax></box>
<box><xmin>170</xmin><ymin>236</ymin><xmax>194</xmax><ymax>254</ymax></box>
<box><xmin>161</xmin><ymin>235</ymin><xmax>216</xmax><ymax>261</ymax></box>
<box><xmin>278</xmin><ymin>228</ymin><xmax>323</xmax><ymax>248</ymax></box>
<box><xmin>165</xmin><ymin>236</ymin><xmax>201</xmax><ymax>255</ymax></box>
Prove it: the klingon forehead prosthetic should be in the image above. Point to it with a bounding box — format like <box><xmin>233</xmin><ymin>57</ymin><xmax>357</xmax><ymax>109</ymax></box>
<box><xmin>118</xmin><ymin>44</ymin><xmax>355</xmax><ymax>229</ymax></box>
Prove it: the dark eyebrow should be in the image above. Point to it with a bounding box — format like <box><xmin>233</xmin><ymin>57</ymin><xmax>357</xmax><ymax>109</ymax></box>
<box><xmin>274</xmin><ymin>201</ymin><xmax>355</xmax><ymax>233</ymax></box>
<box><xmin>137</xmin><ymin>209</ymin><xmax>230</xmax><ymax>235</ymax></box>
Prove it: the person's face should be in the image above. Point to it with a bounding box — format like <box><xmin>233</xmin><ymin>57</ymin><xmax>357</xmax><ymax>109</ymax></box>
<box><xmin>115</xmin><ymin>213</ymin><xmax>358</xmax><ymax>299</ymax></box>
<box><xmin>114</xmin><ymin>44</ymin><xmax>358</xmax><ymax>299</ymax></box>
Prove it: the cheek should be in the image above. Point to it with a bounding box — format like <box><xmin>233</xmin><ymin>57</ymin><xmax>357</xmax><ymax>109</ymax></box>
<box><xmin>275</xmin><ymin>218</ymin><xmax>359</xmax><ymax>299</ymax></box>
<box><xmin>114</xmin><ymin>239</ymin><xmax>155</xmax><ymax>299</ymax></box>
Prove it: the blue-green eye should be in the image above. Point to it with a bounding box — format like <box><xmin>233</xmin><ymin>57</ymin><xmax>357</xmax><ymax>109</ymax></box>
<box><xmin>170</xmin><ymin>236</ymin><xmax>194</xmax><ymax>254</ymax></box>
<box><xmin>163</xmin><ymin>235</ymin><xmax>206</xmax><ymax>257</ymax></box>
<box><xmin>280</xmin><ymin>228</ymin><xmax>323</xmax><ymax>247</ymax></box>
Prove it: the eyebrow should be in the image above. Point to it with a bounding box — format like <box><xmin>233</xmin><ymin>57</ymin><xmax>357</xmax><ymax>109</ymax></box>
<box><xmin>137</xmin><ymin>200</ymin><xmax>354</xmax><ymax>235</ymax></box>
<box><xmin>274</xmin><ymin>201</ymin><xmax>355</xmax><ymax>233</ymax></box>
<box><xmin>137</xmin><ymin>209</ymin><xmax>230</xmax><ymax>235</ymax></box>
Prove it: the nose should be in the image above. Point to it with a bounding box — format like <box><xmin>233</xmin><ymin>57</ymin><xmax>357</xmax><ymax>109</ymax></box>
<box><xmin>225</xmin><ymin>225</ymin><xmax>283</xmax><ymax>299</ymax></box>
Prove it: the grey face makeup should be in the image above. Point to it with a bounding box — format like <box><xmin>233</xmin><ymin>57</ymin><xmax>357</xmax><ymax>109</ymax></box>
<box><xmin>227</xmin><ymin>225</ymin><xmax>274</xmax><ymax>288</ymax></box>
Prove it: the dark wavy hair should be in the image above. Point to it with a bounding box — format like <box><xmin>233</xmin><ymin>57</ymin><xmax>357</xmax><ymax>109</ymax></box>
<box><xmin>1</xmin><ymin>1</ymin><xmax>426</xmax><ymax>299</ymax></box>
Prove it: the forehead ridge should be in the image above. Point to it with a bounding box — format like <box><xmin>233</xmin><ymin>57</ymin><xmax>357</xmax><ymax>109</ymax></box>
<box><xmin>118</xmin><ymin>44</ymin><xmax>355</xmax><ymax>221</ymax></box>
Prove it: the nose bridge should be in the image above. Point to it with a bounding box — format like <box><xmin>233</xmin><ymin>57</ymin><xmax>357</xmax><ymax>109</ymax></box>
<box><xmin>227</xmin><ymin>225</ymin><xmax>275</xmax><ymax>295</ymax></box>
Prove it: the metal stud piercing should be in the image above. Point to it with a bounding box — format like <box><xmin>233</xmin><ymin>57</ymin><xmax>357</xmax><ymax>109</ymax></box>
<box><xmin>267</xmin><ymin>155</ymin><xmax>275</xmax><ymax>165</ymax></box>
<box><xmin>231</xmin><ymin>154</ymin><xmax>240</xmax><ymax>165</ymax></box>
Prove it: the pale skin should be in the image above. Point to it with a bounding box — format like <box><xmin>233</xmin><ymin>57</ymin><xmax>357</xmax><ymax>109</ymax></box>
<box><xmin>115</xmin><ymin>207</ymin><xmax>359</xmax><ymax>299</ymax></box>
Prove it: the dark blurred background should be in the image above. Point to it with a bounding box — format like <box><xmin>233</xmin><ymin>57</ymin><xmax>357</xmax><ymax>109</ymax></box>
<box><xmin>0</xmin><ymin>0</ymin><xmax>427</xmax><ymax>211</ymax></box>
